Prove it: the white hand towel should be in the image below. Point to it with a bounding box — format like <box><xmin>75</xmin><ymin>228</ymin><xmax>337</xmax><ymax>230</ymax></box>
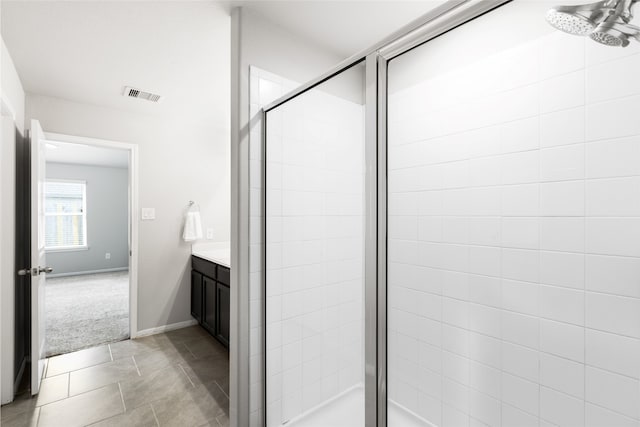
<box><xmin>183</xmin><ymin>211</ymin><xmax>203</xmax><ymax>242</ymax></box>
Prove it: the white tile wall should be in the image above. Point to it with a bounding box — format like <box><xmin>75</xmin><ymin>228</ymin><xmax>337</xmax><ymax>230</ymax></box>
<box><xmin>249</xmin><ymin>67</ymin><xmax>293</xmax><ymax>426</ymax></box>
<box><xmin>387</xmin><ymin>4</ymin><xmax>640</xmax><ymax>426</ymax></box>
<box><xmin>257</xmin><ymin>68</ymin><xmax>366</xmax><ymax>426</ymax></box>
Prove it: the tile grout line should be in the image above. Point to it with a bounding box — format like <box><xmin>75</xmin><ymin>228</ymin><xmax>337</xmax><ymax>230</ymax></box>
<box><xmin>183</xmin><ymin>342</ymin><xmax>197</xmax><ymax>359</ymax></box>
<box><xmin>131</xmin><ymin>356</ymin><xmax>142</xmax><ymax>377</ymax></box>
<box><xmin>150</xmin><ymin>404</ymin><xmax>161</xmax><ymax>427</ymax></box>
<box><xmin>178</xmin><ymin>364</ymin><xmax>196</xmax><ymax>388</ymax></box>
<box><xmin>214</xmin><ymin>380</ymin><xmax>230</xmax><ymax>400</ymax></box>
<box><xmin>117</xmin><ymin>382</ymin><xmax>127</xmax><ymax>412</ymax></box>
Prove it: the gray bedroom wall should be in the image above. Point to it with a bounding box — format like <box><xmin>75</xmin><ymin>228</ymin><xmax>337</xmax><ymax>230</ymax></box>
<box><xmin>46</xmin><ymin>162</ymin><xmax>128</xmax><ymax>275</ymax></box>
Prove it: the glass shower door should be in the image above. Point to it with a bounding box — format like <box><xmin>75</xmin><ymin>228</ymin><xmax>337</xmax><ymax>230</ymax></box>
<box><xmin>264</xmin><ymin>62</ymin><xmax>366</xmax><ymax>427</ymax></box>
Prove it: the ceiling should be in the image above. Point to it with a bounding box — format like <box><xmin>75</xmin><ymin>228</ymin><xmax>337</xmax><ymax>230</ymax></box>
<box><xmin>1</xmin><ymin>0</ymin><xmax>443</xmax><ymax>124</ymax></box>
<box><xmin>45</xmin><ymin>140</ymin><xmax>129</xmax><ymax>168</ymax></box>
<box><xmin>232</xmin><ymin>1</ymin><xmax>446</xmax><ymax>58</ymax></box>
<box><xmin>1</xmin><ymin>1</ymin><xmax>230</xmax><ymax>126</ymax></box>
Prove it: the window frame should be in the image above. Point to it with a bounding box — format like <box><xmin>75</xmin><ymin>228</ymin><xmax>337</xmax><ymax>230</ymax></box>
<box><xmin>44</xmin><ymin>179</ymin><xmax>89</xmax><ymax>252</ymax></box>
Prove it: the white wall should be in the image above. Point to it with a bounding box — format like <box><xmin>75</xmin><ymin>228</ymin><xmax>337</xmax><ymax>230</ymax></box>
<box><xmin>0</xmin><ymin>35</ymin><xmax>25</xmax><ymax>404</ymax></box>
<box><xmin>1</xmin><ymin>38</ymin><xmax>25</xmax><ymax>129</ymax></box>
<box><xmin>238</xmin><ymin>8</ymin><xmax>344</xmax><ymax>92</ymax></box>
<box><xmin>26</xmin><ymin>94</ymin><xmax>230</xmax><ymax>332</ymax></box>
<box><xmin>46</xmin><ymin>162</ymin><xmax>129</xmax><ymax>276</ymax></box>
<box><xmin>387</xmin><ymin>1</ymin><xmax>640</xmax><ymax>426</ymax></box>
<box><xmin>230</xmin><ymin>7</ymin><xmax>345</xmax><ymax>426</ymax></box>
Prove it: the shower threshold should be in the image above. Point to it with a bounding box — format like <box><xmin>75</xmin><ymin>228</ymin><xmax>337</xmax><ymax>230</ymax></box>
<box><xmin>280</xmin><ymin>385</ymin><xmax>435</xmax><ymax>427</ymax></box>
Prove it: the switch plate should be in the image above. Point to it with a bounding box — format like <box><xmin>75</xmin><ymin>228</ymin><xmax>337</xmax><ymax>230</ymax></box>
<box><xmin>105</xmin><ymin>253</ymin><xmax>111</xmax><ymax>260</ymax></box>
<box><xmin>141</xmin><ymin>208</ymin><xmax>155</xmax><ymax>220</ymax></box>
<box><xmin>206</xmin><ymin>228</ymin><xmax>214</xmax><ymax>240</ymax></box>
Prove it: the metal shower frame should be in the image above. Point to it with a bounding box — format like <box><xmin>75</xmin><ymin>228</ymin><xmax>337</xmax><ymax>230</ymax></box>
<box><xmin>260</xmin><ymin>0</ymin><xmax>511</xmax><ymax>425</ymax></box>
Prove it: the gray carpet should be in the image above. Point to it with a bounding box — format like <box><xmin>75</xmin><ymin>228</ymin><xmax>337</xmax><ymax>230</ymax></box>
<box><xmin>45</xmin><ymin>271</ymin><xmax>129</xmax><ymax>357</ymax></box>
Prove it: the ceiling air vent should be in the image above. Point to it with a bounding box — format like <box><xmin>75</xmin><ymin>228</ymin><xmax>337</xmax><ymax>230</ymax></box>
<box><xmin>122</xmin><ymin>86</ymin><xmax>162</xmax><ymax>103</ymax></box>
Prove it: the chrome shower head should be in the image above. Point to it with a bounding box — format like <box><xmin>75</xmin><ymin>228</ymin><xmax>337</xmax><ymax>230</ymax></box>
<box><xmin>590</xmin><ymin>19</ymin><xmax>640</xmax><ymax>46</ymax></box>
<box><xmin>590</xmin><ymin>1</ymin><xmax>640</xmax><ymax>46</ymax></box>
<box><xmin>546</xmin><ymin>9</ymin><xmax>597</xmax><ymax>35</ymax></box>
<box><xmin>545</xmin><ymin>1</ymin><xmax>611</xmax><ymax>36</ymax></box>
<box><xmin>546</xmin><ymin>0</ymin><xmax>640</xmax><ymax>46</ymax></box>
<box><xmin>590</xmin><ymin>21</ymin><xmax>631</xmax><ymax>45</ymax></box>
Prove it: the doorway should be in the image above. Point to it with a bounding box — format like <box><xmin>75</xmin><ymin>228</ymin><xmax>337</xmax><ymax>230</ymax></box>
<box><xmin>43</xmin><ymin>139</ymin><xmax>130</xmax><ymax>356</ymax></box>
<box><xmin>40</xmin><ymin>132</ymin><xmax>139</xmax><ymax>357</ymax></box>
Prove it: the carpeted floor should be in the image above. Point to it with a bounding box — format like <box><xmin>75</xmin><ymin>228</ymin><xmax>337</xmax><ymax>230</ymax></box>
<box><xmin>45</xmin><ymin>271</ymin><xmax>129</xmax><ymax>357</ymax></box>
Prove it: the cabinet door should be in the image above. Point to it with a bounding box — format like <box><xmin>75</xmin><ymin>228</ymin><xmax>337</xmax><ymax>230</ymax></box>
<box><xmin>216</xmin><ymin>283</ymin><xmax>230</xmax><ymax>348</ymax></box>
<box><xmin>190</xmin><ymin>270</ymin><xmax>203</xmax><ymax>323</ymax></box>
<box><xmin>202</xmin><ymin>276</ymin><xmax>217</xmax><ymax>334</ymax></box>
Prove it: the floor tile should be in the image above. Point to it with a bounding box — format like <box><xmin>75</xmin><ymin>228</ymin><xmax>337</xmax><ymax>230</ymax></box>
<box><xmin>133</xmin><ymin>346</ymin><xmax>193</xmax><ymax>376</ymax></box>
<box><xmin>46</xmin><ymin>345</ymin><xmax>112</xmax><ymax>377</ymax></box>
<box><xmin>216</xmin><ymin>412</ymin><xmax>230</xmax><ymax>427</ymax></box>
<box><xmin>0</xmin><ymin>393</ymin><xmax>37</xmax><ymax>420</ymax></box>
<box><xmin>88</xmin><ymin>403</ymin><xmax>158</xmax><ymax>427</ymax></box>
<box><xmin>188</xmin><ymin>381</ymin><xmax>229</xmax><ymax>419</ymax></box>
<box><xmin>37</xmin><ymin>383</ymin><xmax>124</xmax><ymax>427</ymax></box>
<box><xmin>151</xmin><ymin>391</ymin><xmax>213</xmax><ymax>426</ymax></box>
<box><xmin>119</xmin><ymin>365</ymin><xmax>195</xmax><ymax>410</ymax></box>
<box><xmin>162</xmin><ymin>326</ymin><xmax>211</xmax><ymax>344</ymax></box>
<box><xmin>180</xmin><ymin>355</ymin><xmax>228</xmax><ymax>387</ymax></box>
<box><xmin>0</xmin><ymin>406</ymin><xmax>39</xmax><ymax>427</ymax></box>
<box><xmin>69</xmin><ymin>356</ymin><xmax>139</xmax><ymax>396</ymax></box>
<box><xmin>1</xmin><ymin>327</ymin><xmax>229</xmax><ymax>427</ymax></box>
<box><xmin>109</xmin><ymin>335</ymin><xmax>172</xmax><ymax>360</ymax></box>
<box><xmin>35</xmin><ymin>373</ymin><xmax>69</xmax><ymax>406</ymax></box>
<box><xmin>182</xmin><ymin>336</ymin><xmax>228</xmax><ymax>359</ymax></box>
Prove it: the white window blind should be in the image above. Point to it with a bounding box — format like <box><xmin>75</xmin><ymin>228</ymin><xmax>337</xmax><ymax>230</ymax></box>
<box><xmin>45</xmin><ymin>180</ymin><xmax>87</xmax><ymax>249</ymax></box>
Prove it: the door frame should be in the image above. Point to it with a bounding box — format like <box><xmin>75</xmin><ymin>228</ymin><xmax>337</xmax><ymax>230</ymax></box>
<box><xmin>1</xmin><ymin>97</ymin><xmax>17</xmax><ymax>404</ymax></box>
<box><xmin>43</xmin><ymin>132</ymin><xmax>140</xmax><ymax>339</ymax></box>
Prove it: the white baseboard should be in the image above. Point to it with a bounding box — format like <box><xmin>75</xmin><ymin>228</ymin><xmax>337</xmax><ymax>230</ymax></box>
<box><xmin>133</xmin><ymin>319</ymin><xmax>198</xmax><ymax>339</ymax></box>
<box><xmin>47</xmin><ymin>267</ymin><xmax>129</xmax><ymax>278</ymax></box>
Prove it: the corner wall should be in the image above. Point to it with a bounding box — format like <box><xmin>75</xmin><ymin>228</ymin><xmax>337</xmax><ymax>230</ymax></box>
<box><xmin>230</xmin><ymin>7</ymin><xmax>345</xmax><ymax>426</ymax></box>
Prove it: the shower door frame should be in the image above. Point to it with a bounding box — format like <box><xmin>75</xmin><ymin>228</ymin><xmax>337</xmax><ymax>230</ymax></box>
<box><xmin>260</xmin><ymin>1</ymin><xmax>511</xmax><ymax>425</ymax></box>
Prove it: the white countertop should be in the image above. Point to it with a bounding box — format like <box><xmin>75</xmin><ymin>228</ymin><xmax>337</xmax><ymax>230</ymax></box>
<box><xmin>191</xmin><ymin>242</ymin><xmax>230</xmax><ymax>268</ymax></box>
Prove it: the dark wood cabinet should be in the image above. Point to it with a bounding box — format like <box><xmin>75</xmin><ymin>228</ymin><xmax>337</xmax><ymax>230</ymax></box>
<box><xmin>191</xmin><ymin>256</ymin><xmax>230</xmax><ymax>348</ymax></box>
<box><xmin>190</xmin><ymin>270</ymin><xmax>203</xmax><ymax>323</ymax></box>
<box><xmin>202</xmin><ymin>276</ymin><xmax>216</xmax><ymax>334</ymax></box>
<box><xmin>215</xmin><ymin>282</ymin><xmax>230</xmax><ymax>347</ymax></box>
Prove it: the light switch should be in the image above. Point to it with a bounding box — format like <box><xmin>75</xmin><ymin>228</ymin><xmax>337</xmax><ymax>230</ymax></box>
<box><xmin>141</xmin><ymin>208</ymin><xmax>156</xmax><ymax>220</ymax></box>
<box><xmin>206</xmin><ymin>228</ymin><xmax>214</xmax><ymax>239</ymax></box>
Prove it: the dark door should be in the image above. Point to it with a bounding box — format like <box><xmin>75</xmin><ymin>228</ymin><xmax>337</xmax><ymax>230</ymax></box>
<box><xmin>202</xmin><ymin>276</ymin><xmax>216</xmax><ymax>334</ymax></box>
<box><xmin>15</xmin><ymin>127</ymin><xmax>31</xmax><ymax>391</ymax></box>
<box><xmin>190</xmin><ymin>270</ymin><xmax>203</xmax><ymax>323</ymax></box>
<box><xmin>215</xmin><ymin>283</ymin><xmax>230</xmax><ymax>348</ymax></box>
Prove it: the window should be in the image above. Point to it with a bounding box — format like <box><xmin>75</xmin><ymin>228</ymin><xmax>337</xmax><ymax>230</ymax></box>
<box><xmin>45</xmin><ymin>180</ymin><xmax>87</xmax><ymax>250</ymax></box>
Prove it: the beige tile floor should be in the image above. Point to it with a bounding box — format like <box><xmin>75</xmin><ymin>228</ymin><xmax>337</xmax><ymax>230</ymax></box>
<box><xmin>1</xmin><ymin>326</ymin><xmax>229</xmax><ymax>427</ymax></box>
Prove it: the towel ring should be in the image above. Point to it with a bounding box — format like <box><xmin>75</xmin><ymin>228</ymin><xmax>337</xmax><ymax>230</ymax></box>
<box><xmin>188</xmin><ymin>201</ymin><xmax>200</xmax><ymax>212</ymax></box>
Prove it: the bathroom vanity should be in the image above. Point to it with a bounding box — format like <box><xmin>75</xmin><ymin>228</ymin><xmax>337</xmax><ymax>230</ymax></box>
<box><xmin>191</xmin><ymin>246</ymin><xmax>230</xmax><ymax>348</ymax></box>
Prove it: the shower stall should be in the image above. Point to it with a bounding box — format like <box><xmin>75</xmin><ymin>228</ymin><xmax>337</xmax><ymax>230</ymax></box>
<box><xmin>258</xmin><ymin>0</ymin><xmax>640</xmax><ymax>425</ymax></box>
